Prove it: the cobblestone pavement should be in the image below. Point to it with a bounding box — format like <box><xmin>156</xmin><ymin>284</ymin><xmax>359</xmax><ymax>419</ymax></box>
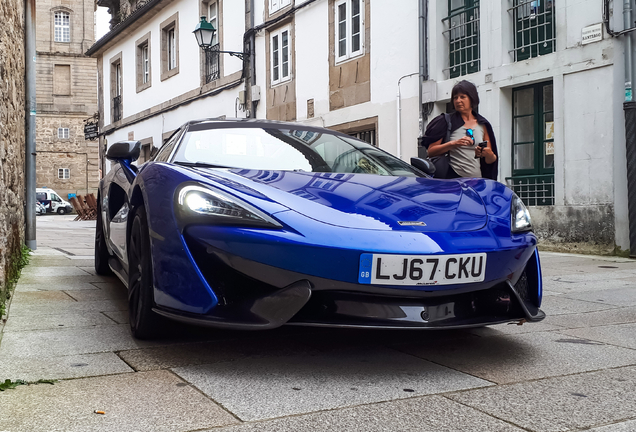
<box><xmin>1</xmin><ymin>215</ymin><xmax>636</xmax><ymax>431</ymax></box>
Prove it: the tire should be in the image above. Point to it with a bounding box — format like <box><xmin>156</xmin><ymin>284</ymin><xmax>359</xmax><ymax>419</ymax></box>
<box><xmin>128</xmin><ymin>206</ymin><xmax>162</xmax><ymax>339</ymax></box>
<box><xmin>57</xmin><ymin>207</ymin><xmax>67</xmax><ymax>215</ymax></box>
<box><xmin>94</xmin><ymin>199</ymin><xmax>113</xmax><ymax>276</ymax></box>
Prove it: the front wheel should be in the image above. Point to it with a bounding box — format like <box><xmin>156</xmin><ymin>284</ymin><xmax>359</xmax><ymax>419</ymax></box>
<box><xmin>57</xmin><ymin>207</ymin><xmax>67</xmax><ymax>215</ymax></box>
<box><xmin>128</xmin><ymin>206</ymin><xmax>162</xmax><ymax>339</ymax></box>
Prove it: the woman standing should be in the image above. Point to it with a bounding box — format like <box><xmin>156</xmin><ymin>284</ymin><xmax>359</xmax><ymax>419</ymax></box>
<box><xmin>420</xmin><ymin>80</ymin><xmax>498</xmax><ymax>180</ymax></box>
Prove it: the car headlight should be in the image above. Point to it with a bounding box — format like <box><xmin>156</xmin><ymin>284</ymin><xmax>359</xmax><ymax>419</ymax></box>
<box><xmin>176</xmin><ymin>185</ymin><xmax>281</xmax><ymax>228</ymax></box>
<box><xmin>511</xmin><ymin>194</ymin><xmax>532</xmax><ymax>233</ymax></box>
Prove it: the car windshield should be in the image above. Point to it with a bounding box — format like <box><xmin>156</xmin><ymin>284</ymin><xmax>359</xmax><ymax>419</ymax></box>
<box><xmin>172</xmin><ymin>126</ymin><xmax>421</xmax><ymax>176</ymax></box>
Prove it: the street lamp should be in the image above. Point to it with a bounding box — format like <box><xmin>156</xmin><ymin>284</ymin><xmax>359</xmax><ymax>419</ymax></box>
<box><xmin>193</xmin><ymin>16</ymin><xmax>215</xmax><ymax>50</ymax></box>
<box><xmin>193</xmin><ymin>16</ymin><xmax>248</xmax><ymax>61</ymax></box>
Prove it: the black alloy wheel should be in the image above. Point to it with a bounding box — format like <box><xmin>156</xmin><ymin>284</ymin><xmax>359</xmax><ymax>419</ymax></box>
<box><xmin>94</xmin><ymin>198</ymin><xmax>113</xmax><ymax>275</ymax></box>
<box><xmin>128</xmin><ymin>206</ymin><xmax>161</xmax><ymax>339</ymax></box>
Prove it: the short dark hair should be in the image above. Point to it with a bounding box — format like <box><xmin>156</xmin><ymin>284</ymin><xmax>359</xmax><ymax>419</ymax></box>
<box><xmin>451</xmin><ymin>80</ymin><xmax>480</xmax><ymax>108</ymax></box>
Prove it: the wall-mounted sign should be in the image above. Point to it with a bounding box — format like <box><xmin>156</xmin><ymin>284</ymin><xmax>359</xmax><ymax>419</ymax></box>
<box><xmin>84</xmin><ymin>122</ymin><xmax>98</xmax><ymax>141</ymax></box>
<box><xmin>545</xmin><ymin>142</ymin><xmax>555</xmax><ymax>156</ymax></box>
<box><xmin>545</xmin><ymin>121</ymin><xmax>554</xmax><ymax>140</ymax></box>
<box><xmin>582</xmin><ymin>23</ymin><xmax>603</xmax><ymax>45</ymax></box>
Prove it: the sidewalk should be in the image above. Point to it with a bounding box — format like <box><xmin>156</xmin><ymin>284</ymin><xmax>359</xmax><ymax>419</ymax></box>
<box><xmin>1</xmin><ymin>215</ymin><xmax>636</xmax><ymax>431</ymax></box>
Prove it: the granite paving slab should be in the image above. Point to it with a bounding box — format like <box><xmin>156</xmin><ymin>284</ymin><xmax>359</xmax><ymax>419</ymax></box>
<box><xmin>561</xmin><ymin>322</ymin><xmax>636</xmax><ymax>350</ymax></box>
<box><xmin>547</xmin><ymin>306</ymin><xmax>636</xmax><ymax>329</ymax></box>
<box><xmin>0</xmin><ymin>324</ymin><xmax>162</xmax><ymax>358</ymax></box>
<box><xmin>3</xmin><ymin>311</ymin><xmax>117</xmax><ymax>332</ymax></box>
<box><xmin>7</xmin><ymin>299</ymin><xmax>128</xmax><ymax>317</ymax></box>
<box><xmin>208</xmin><ymin>395</ymin><xmax>523</xmax><ymax>432</ymax></box>
<box><xmin>544</xmin><ymin>277</ymin><xmax>635</xmax><ymax>295</ymax></box>
<box><xmin>539</xmin><ymin>295</ymin><xmax>618</xmax><ymax>316</ymax></box>
<box><xmin>0</xmin><ymin>370</ymin><xmax>239</xmax><ymax>432</ymax></box>
<box><xmin>588</xmin><ymin>419</ymin><xmax>636</xmax><ymax>431</ymax></box>
<box><xmin>19</xmin><ymin>266</ymin><xmax>93</xmax><ymax>277</ymax></box>
<box><xmin>395</xmin><ymin>331</ymin><xmax>636</xmax><ymax>384</ymax></box>
<box><xmin>0</xmin><ymin>352</ymin><xmax>133</xmax><ymax>381</ymax></box>
<box><xmin>173</xmin><ymin>346</ymin><xmax>492</xmax><ymax>421</ymax></box>
<box><xmin>63</xmin><ymin>286</ymin><xmax>127</xmax><ymax>302</ymax></box>
<box><xmin>561</xmin><ymin>286</ymin><xmax>636</xmax><ymax>307</ymax></box>
<box><xmin>101</xmin><ymin>310</ymin><xmax>129</xmax><ymax>324</ymax></box>
<box><xmin>11</xmin><ymin>290</ymin><xmax>76</xmax><ymax>304</ymax></box>
<box><xmin>448</xmin><ymin>366</ymin><xmax>636</xmax><ymax>432</ymax></box>
<box><xmin>469</xmin><ymin>320</ymin><xmax>563</xmax><ymax>336</ymax></box>
<box><xmin>16</xmin><ymin>274</ymin><xmax>113</xmax><ymax>286</ymax></box>
<box><xmin>15</xmin><ymin>281</ymin><xmax>103</xmax><ymax>292</ymax></box>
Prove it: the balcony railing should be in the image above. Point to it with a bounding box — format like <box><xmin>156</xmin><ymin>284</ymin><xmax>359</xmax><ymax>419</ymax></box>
<box><xmin>205</xmin><ymin>44</ymin><xmax>220</xmax><ymax>84</ymax></box>
<box><xmin>112</xmin><ymin>95</ymin><xmax>122</xmax><ymax>123</ymax></box>
<box><xmin>505</xmin><ymin>174</ymin><xmax>554</xmax><ymax>206</ymax></box>
<box><xmin>509</xmin><ymin>0</ymin><xmax>556</xmax><ymax>61</ymax></box>
<box><xmin>442</xmin><ymin>4</ymin><xmax>481</xmax><ymax>78</ymax></box>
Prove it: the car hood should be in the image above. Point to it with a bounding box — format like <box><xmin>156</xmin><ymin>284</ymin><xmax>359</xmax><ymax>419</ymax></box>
<box><xmin>194</xmin><ymin>169</ymin><xmax>488</xmax><ymax>232</ymax></box>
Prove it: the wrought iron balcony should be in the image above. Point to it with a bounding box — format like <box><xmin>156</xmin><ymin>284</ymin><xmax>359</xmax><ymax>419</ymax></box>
<box><xmin>205</xmin><ymin>44</ymin><xmax>221</xmax><ymax>84</ymax></box>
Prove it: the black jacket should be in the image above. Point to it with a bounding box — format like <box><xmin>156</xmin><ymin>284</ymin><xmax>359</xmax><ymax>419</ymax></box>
<box><xmin>419</xmin><ymin>111</ymin><xmax>499</xmax><ymax>181</ymax></box>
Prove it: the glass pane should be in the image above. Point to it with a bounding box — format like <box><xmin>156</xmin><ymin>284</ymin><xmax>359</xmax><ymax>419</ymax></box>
<box><xmin>544</xmin><ymin>146</ymin><xmax>554</xmax><ymax>169</ymax></box>
<box><xmin>543</xmin><ymin>84</ymin><xmax>553</xmax><ymax>112</ymax></box>
<box><xmin>352</xmin><ymin>34</ymin><xmax>360</xmax><ymax>52</ymax></box>
<box><xmin>352</xmin><ymin>0</ymin><xmax>360</xmax><ymax>15</ymax></box>
<box><xmin>514</xmin><ymin>143</ymin><xmax>535</xmax><ymax>170</ymax></box>
<box><xmin>338</xmin><ymin>3</ymin><xmax>347</xmax><ymax>57</ymax></box>
<box><xmin>514</xmin><ymin>88</ymin><xmax>534</xmax><ymax>116</ymax></box>
<box><xmin>543</xmin><ymin>112</ymin><xmax>554</xmax><ymax>140</ymax></box>
<box><xmin>514</xmin><ymin>116</ymin><xmax>535</xmax><ymax>143</ymax></box>
<box><xmin>450</xmin><ymin>0</ymin><xmax>464</xmax><ymax>12</ymax></box>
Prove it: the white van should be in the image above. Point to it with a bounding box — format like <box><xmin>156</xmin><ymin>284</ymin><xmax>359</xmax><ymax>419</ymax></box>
<box><xmin>36</xmin><ymin>187</ymin><xmax>73</xmax><ymax>215</ymax></box>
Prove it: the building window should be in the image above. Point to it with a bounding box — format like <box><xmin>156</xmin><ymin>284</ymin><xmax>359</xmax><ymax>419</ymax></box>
<box><xmin>349</xmin><ymin>130</ymin><xmax>376</xmax><ymax>146</ymax></box>
<box><xmin>270</xmin><ymin>0</ymin><xmax>291</xmax><ymax>14</ymax></box>
<box><xmin>58</xmin><ymin>128</ymin><xmax>70</xmax><ymax>139</ymax></box>
<box><xmin>54</xmin><ymin>11</ymin><xmax>70</xmax><ymax>43</ymax></box>
<box><xmin>335</xmin><ymin>0</ymin><xmax>364</xmax><ymax>64</ymax></box>
<box><xmin>511</xmin><ymin>0</ymin><xmax>555</xmax><ymax>61</ymax></box>
<box><xmin>110</xmin><ymin>53</ymin><xmax>123</xmax><ymax>123</ymax></box>
<box><xmin>58</xmin><ymin>168</ymin><xmax>70</xmax><ymax>179</ymax></box>
<box><xmin>506</xmin><ymin>81</ymin><xmax>554</xmax><ymax>206</ymax></box>
<box><xmin>443</xmin><ymin>0</ymin><xmax>480</xmax><ymax>78</ymax></box>
<box><xmin>161</xmin><ymin>13</ymin><xmax>180</xmax><ymax>81</ymax></box>
<box><xmin>271</xmin><ymin>26</ymin><xmax>291</xmax><ymax>85</ymax></box>
<box><xmin>209</xmin><ymin>1</ymin><xmax>219</xmax><ymax>46</ymax></box>
<box><xmin>136</xmin><ymin>33</ymin><xmax>152</xmax><ymax>92</ymax></box>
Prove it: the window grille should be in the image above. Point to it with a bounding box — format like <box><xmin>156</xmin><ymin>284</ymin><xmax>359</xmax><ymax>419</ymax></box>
<box><xmin>205</xmin><ymin>43</ymin><xmax>220</xmax><ymax>83</ymax></box>
<box><xmin>54</xmin><ymin>11</ymin><xmax>70</xmax><ymax>43</ymax></box>
<box><xmin>58</xmin><ymin>128</ymin><xmax>69</xmax><ymax>139</ymax></box>
<box><xmin>443</xmin><ymin>0</ymin><xmax>480</xmax><ymax>78</ymax></box>
<box><xmin>349</xmin><ymin>130</ymin><xmax>376</xmax><ymax>146</ymax></box>
<box><xmin>58</xmin><ymin>168</ymin><xmax>70</xmax><ymax>180</ymax></box>
<box><xmin>113</xmin><ymin>95</ymin><xmax>122</xmax><ymax>122</ymax></box>
<box><xmin>510</xmin><ymin>0</ymin><xmax>555</xmax><ymax>61</ymax></box>
<box><xmin>506</xmin><ymin>174</ymin><xmax>554</xmax><ymax>206</ymax></box>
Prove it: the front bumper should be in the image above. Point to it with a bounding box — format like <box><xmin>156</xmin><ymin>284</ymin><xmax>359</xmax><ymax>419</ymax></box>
<box><xmin>153</xmin><ymin>233</ymin><xmax>545</xmax><ymax>330</ymax></box>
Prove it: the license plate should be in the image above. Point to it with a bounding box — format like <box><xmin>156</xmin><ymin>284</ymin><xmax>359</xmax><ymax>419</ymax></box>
<box><xmin>358</xmin><ymin>253</ymin><xmax>487</xmax><ymax>286</ymax></box>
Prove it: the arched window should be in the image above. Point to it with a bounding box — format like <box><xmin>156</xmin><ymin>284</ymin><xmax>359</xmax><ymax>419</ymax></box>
<box><xmin>54</xmin><ymin>11</ymin><xmax>70</xmax><ymax>42</ymax></box>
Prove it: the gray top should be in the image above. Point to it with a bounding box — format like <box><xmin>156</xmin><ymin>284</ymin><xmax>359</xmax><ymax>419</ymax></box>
<box><xmin>448</xmin><ymin>125</ymin><xmax>484</xmax><ymax>178</ymax></box>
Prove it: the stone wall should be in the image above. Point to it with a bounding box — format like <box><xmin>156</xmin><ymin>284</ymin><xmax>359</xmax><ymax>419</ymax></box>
<box><xmin>0</xmin><ymin>0</ymin><xmax>26</xmax><ymax>307</ymax></box>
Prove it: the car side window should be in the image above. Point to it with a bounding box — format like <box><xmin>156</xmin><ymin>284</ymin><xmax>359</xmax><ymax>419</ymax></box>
<box><xmin>154</xmin><ymin>129</ymin><xmax>182</xmax><ymax>162</ymax></box>
<box><xmin>36</xmin><ymin>192</ymin><xmax>46</xmax><ymax>201</ymax></box>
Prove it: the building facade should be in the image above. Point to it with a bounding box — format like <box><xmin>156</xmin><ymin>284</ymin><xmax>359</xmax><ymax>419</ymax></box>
<box><xmin>36</xmin><ymin>0</ymin><xmax>100</xmax><ymax>201</ymax></box>
<box><xmin>0</xmin><ymin>0</ymin><xmax>26</xmax><ymax>311</ymax></box>
<box><xmin>88</xmin><ymin>0</ymin><xmax>633</xmax><ymax>254</ymax></box>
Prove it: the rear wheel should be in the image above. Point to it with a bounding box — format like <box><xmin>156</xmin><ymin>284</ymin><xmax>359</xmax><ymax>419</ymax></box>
<box><xmin>95</xmin><ymin>198</ymin><xmax>113</xmax><ymax>276</ymax></box>
<box><xmin>128</xmin><ymin>206</ymin><xmax>161</xmax><ymax>339</ymax></box>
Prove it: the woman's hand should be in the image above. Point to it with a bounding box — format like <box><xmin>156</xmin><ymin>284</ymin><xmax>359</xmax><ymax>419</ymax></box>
<box><xmin>475</xmin><ymin>144</ymin><xmax>497</xmax><ymax>164</ymax></box>
<box><xmin>453</xmin><ymin>136</ymin><xmax>474</xmax><ymax>148</ymax></box>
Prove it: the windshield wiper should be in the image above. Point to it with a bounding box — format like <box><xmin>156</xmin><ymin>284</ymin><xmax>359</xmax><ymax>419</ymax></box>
<box><xmin>174</xmin><ymin>161</ymin><xmax>235</xmax><ymax>169</ymax></box>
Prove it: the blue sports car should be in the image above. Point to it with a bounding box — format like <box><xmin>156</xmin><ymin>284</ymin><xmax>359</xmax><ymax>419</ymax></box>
<box><xmin>96</xmin><ymin>119</ymin><xmax>544</xmax><ymax>339</ymax></box>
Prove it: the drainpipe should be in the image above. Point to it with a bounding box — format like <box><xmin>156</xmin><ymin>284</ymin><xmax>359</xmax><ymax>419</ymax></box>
<box><xmin>25</xmin><ymin>0</ymin><xmax>37</xmax><ymax>250</ymax></box>
<box><xmin>418</xmin><ymin>0</ymin><xmax>429</xmax><ymax>136</ymax></box>
<box><xmin>397</xmin><ymin>73</ymin><xmax>419</xmax><ymax>160</ymax></box>
<box><xmin>623</xmin><ymin>0</ymin><xmax>636</xmax><ymax>256</ymax></box>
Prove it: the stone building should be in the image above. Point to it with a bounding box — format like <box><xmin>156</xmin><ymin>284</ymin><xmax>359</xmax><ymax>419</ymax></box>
<box><xmin>36</xmin><ymin>0</ymin><xmax>99</xmax><ymax>201</ymax></box>
<box><xmin>0</xmin><ymin>0</ymin><xmax>26</xmax><ymax>309</ymax></box>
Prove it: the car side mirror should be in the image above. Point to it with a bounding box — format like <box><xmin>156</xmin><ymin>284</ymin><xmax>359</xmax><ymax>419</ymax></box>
<box><xmin>411</xmin><ymin>157</ymin><xmax>436</xmax><ymax>176</ymax></box>
<box><xmin>106</xmin><ymin>141</ymin><xmax>141</xmax><ymax>163</ymax></box>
